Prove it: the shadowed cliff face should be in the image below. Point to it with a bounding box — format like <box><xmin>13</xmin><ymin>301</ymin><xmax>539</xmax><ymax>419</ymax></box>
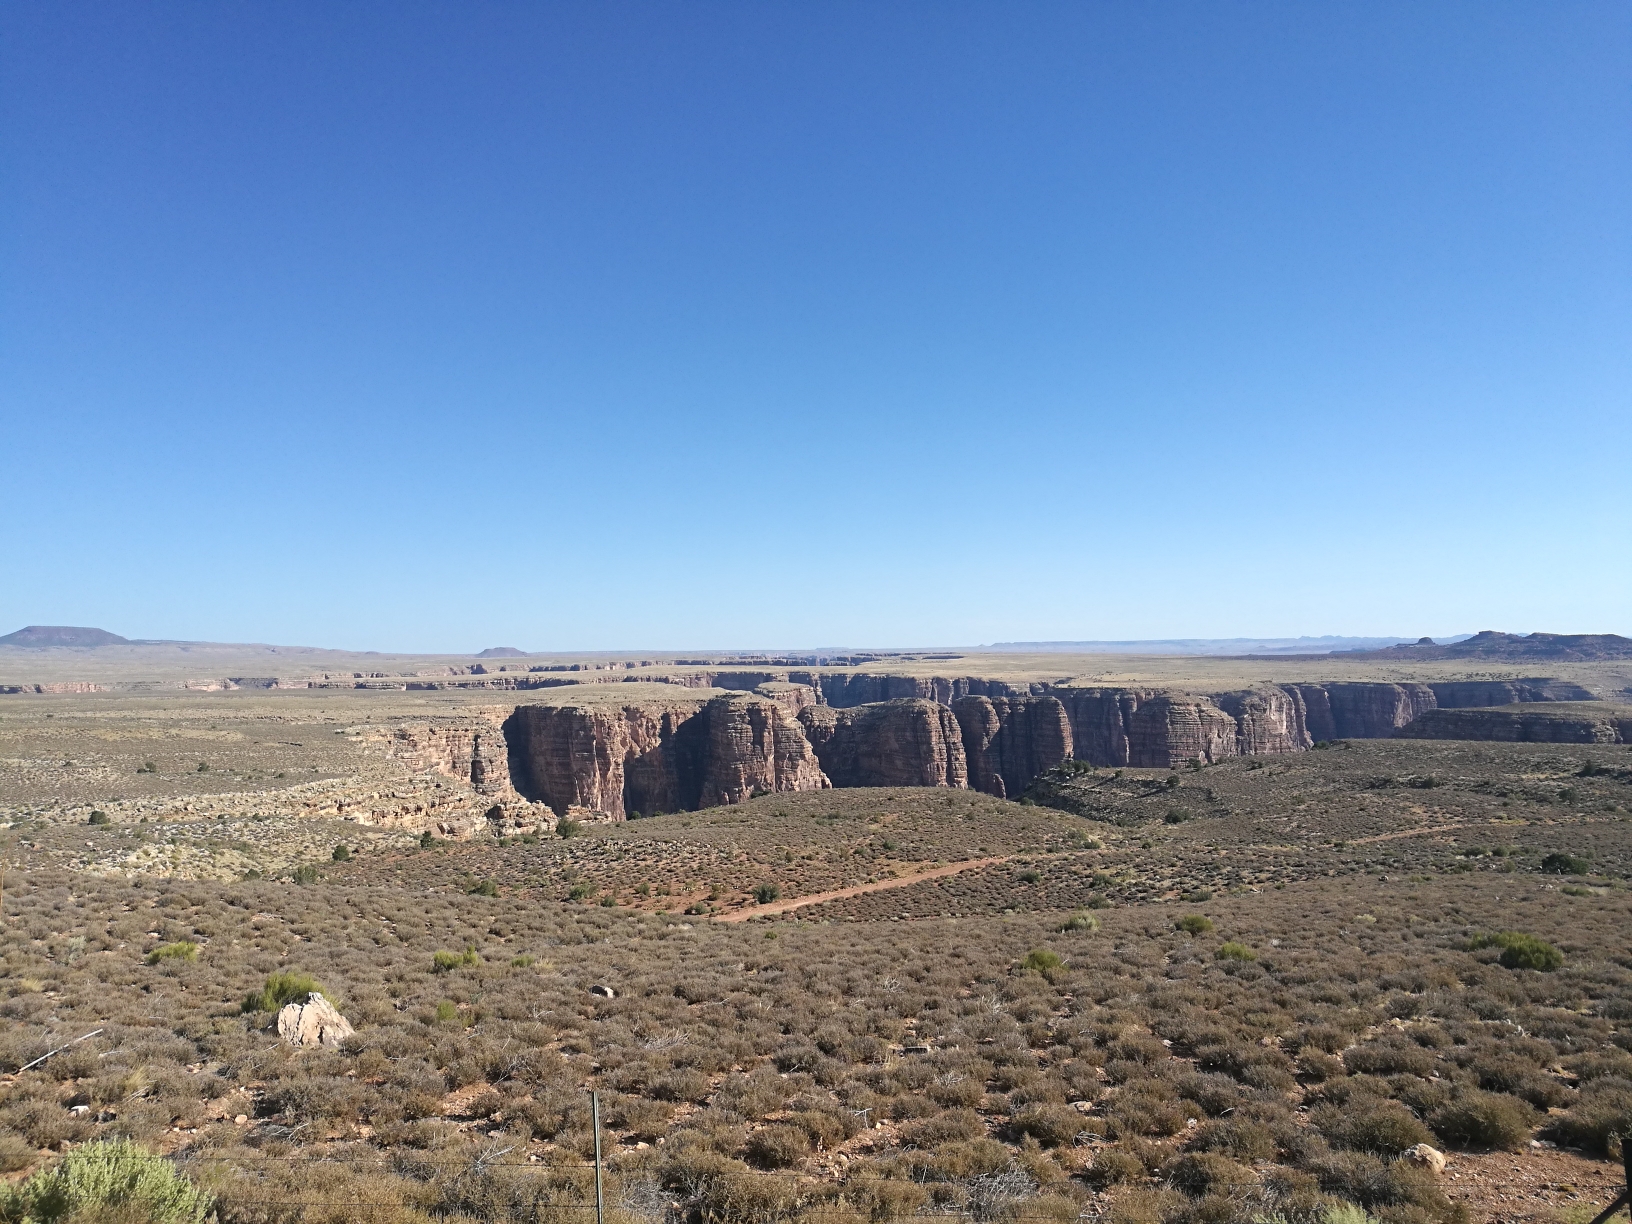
<box><xmin>503</xmin><ymin>696</ymin><xmax>827</xmax><ymax>818</ymax></box>
<box><xmin>952</xmin><ymin>695</ymin><xmax>1071</xmax><ymax>799</ymax></box>
<box><xmin>798</xmin><ymin>700</ymin><xmax>968</xmax><ymax>789</ymax></box>
<box><xmin>1394</xmin><ymin>702</ymin><xmax>1632</xmax><ymax>744</ymax></box>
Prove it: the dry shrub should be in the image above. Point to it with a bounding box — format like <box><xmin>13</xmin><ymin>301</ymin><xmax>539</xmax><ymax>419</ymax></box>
<box><xmin>1008</xmin><ymin>1102</ymin><xmax>1082</xmax><ymax>1148</ymax></box>
<box><xmin>1311</xmin><ymin>1150</ymin><xmax>1456</xmax><ymax>1222</ymax></box>
<box><xmin>900</xmin><ymin>1108</ymin><xmax>984</xmax><ymax>1147</ymax></box>
<box><xmin>1164</xmin><ymin>1151</ymin><xmax>1257</xmax><ymax>1198</ymax></box>
<box><xmin>910</xmin><ymin>1138</ymin><xmax>1011</xmax><ymax>1182</ymax></box>
<box><xmin>1547</xmin><ymin>1076</ymin><xmax>1632</xmax><ymax>1157</ymax></box>
<box><xmin>842</xmin><ymin>1175</ymin><xmax>927</xmax><ymax>1222</ymax></box>
<box><xmin>1192</xmin><ymin>1117</ymin><xmax>1278</xmax><ymax>1162</ymax></box>
<box><xmin>1107</xmin><ymin>1187</ymin><xmax>1188</xmax><ymax>1224</ymax></box>
<box><xmin>1428</xmin><ymin>1090</ymin><xmax>1536</xmax><ymax>1151</ymax></box>
<box><xmin>1084</xmin><ymin>1148</ymin><xmax>1146</xmax><ymax>1188</ymax></box>
<box><xmin>1109</xmin><ymin>1083</ymin><xmax>1198</xmax><ymax>1139</ymax></box>
<box><xmin>744</xmin><ymin>1124</ymin><xmax>810</xmax><ymax>1169</ymax></box>
<box><xmin>1311</xmin><ymin>1100</ymin><xmax>1433</xmax><ymax>1157</ymax></box>
<box><xmin>1469</xmin><ymin>1054</ymin><xmax>1570</xmax><ymax>1109</ymax></box>
<box><xmin>1343</xmin><ymin>1039</ymin><xmax>1435</xmax><ymax>1078</ymax></box>
<box><xmin>0</xmin><ymin>1132</ymin><xmax>38</xmax><ymax>1174</ymax></box>
<box><xmin>996</xmin><ymin>1193</ymin><xmax>1078</xmax><ymax>1223</ymax></box>
<box><xmin>693</xmin><ymin>1166</ymin><xmax>803</xmax><ymax>1224</ymax></box>
<box><xmin>1298</xmin><ymin>1051</ymin><xmax>1347</xmax><ymax>1082</ymax></box>
<box><xmin>929</xmin><ymin>1075</ymin><xmax>985</xmax><ymax>1108</ymax></box>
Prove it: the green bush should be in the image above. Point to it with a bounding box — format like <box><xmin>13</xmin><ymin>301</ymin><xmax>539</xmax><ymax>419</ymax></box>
<box><xmin>419</xmin><ymin>830</ymin><xmax>435</xmax><ymax>848</ymax></box>
<box><xmin>291</xmin><ymin>864</ymin><xmax>318</xmax><ymax>885</ymax></box>
<box><xmin>1</xmin><ymin>1138</ymin><xmax>211</xmax><ymax>1224</ymax></box>
<box><xmin>1214</xmin><ymin>942</ymin><xmax>1256</xmax><ymax>962</ymax></box>
<box><xmin>753</xmin><ymin>882</ymin><xmax>780</xmax><ymax>904</ymax></box>
<box><xmin>1541</xmin><ymin>852</ymin><xmax>1591</xmax><ymax>875</ymax></box>
<box><xmin>432</xmin><ymin>947</ymin><xmax>481</xmax><ymax>973</ymax></box>
<box><xmin>331</xmin><ymin>844</ymin><xmax>351</xmax><ymax>861</ymax></box>
<box><xmin>1059</xmin><ymin>911</ymin><xmax>1099</xmax><ymax>933</ymax></box>
<box><xmin>1177</xmin><ymin>915</ymin><xmax>1213</xmax><ymax>935</ymax></box>
<box><xmin>1020</xmin><ymin>948</ymin><xmax>1064</xmax><ymax>972</ymax></box>
<box><xmin>242</xmin><ymin>969</ymin><xmax>325</xmax><ymax>1014</ymax></box>
<box><xmin>558</xmin><ymin>819</ymin><xmax>583</xmax><ymax>838</ymax></box>
<box><xmin>466</xmin><ymin>878</ymin><xmax>498</xmax><ymax>897</ymax></box>
<box><xmin>145</xmin><ymin>941</ymin><xmax>198</xmax><ymax>965</ymax></box>
<box><xmin>87</xmin><ymin>811</ymin><xmax>109</xmax><ymax>826</ymax></box>
<box><xmin>1469</xmin><ymin>931</ymin><xmax>1564</xmax><ymax>971</ymax></box>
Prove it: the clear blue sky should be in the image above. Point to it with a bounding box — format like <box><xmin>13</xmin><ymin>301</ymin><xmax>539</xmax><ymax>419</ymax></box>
<box><xmin>3</xmin><ymin>3</ymin><xmax>1627</xmax><ymax>652</ymax></box>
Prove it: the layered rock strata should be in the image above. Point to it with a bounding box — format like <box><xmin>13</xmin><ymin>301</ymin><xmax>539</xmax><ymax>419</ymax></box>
<box><xmin>798</xmin><ymin>699</ymin><xmax>968</xmax><ymax>789</ymax></box>
<box><xmin>1394</xmin><ymin>703</ymin><xmax>1632</xmax><ymax>744</ymax></box>
<box><xmin>504</xmin><ymin>695</ymin><xmax>827</xmax><ymax>819</ymax></box>
<box><xmin>952</xmin><ymin>695</ymin><xmax>1072</xmax><ymax>798</ymax></box>
<box><xmin>476</xmin><ymin>675</ymin><xmax>1601</xmax><ymax>819</ymax></box>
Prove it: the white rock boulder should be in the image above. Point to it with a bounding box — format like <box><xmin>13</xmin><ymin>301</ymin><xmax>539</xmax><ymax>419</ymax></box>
<box><xmin>1403</xmin><ymin>1144</ymin><xmax>1446</xmax><ymax>1175</ymax></box>
<box><xmin>277</xmin><ymin>992</ymin><xmax>355</xmax><ymax>1049</ymax></box>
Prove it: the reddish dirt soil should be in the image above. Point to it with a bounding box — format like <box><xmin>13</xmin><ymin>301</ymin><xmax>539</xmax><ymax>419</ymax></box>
<box><xmin>713</xmin><ymin>854</ymin><xmax>1012</xmax><ymax>921</ymax></box>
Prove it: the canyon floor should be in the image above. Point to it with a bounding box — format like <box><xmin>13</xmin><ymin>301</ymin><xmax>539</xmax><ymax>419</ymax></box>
<box><xmin>1</xmin><ymin>667</ymin><xmax>1630</xmax><ymax>1224</ymax></box>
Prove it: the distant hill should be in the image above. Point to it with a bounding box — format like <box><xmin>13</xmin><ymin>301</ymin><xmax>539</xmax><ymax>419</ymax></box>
<box><xmin>987</xmin><ymin>636</ymin><xmax>1429</xmax><ymax>656</ymax></box>
<box><xmin>475</xmin><ymin>646</ymin><xmax>529</xmax><ymax>658</ymax></box>
<box><xmin>1352</xmin><ymin>631</ymin><xmax>1632</xmax><ymax>662</ymax></box>
<box><xmin>0</xmin><ymin>625</ymin><xmax>132</xmax><ymax>648</ymax></box>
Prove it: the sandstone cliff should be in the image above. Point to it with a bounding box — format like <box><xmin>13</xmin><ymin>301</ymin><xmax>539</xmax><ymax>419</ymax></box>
<box><xmin>475</xmin><ymin>671</ymin><xmax>1600</xmax><ymax>822</ymax></box>
<box><xmin>952</xmin><ymin>695</ymin><xmax>1071</xmax><ymax>798</ymax></box>
<box><xmin>387</xmin><ymin>719</ymin><xmax>514</xmax><ymax>797</ymax></box>
<box><xmin>1393</xmin><ymin>703</ymin><xmax>1632</xmax><ymax>744</ymax></box>
<box><xmin>798</xmin><ymin>699</ymin><xmax>968</xmax><ymax>789</ymax></box>
<box><xmin>505</xmin><ymin>694</ymin><xmax>827</xmax><ymax>818</ymax></box>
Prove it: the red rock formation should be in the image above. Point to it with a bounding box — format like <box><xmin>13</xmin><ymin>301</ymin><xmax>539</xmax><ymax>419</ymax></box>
<box><xmin>1396</xmin><ymin>703</ymin><xmax>1631</xmax><ymax>744</ymax></box>
<box><xmin>506</xmin><ymin>695</ymin><xmax>827</xmax><ymax>818</ymax></box>
<box><xmin>753</xmin><ymin>682</ymin><xmax>820</xmax><ymax>713</ymax></box>
<box><xmin>387</xmin><ymin>720</ymin><xmax>513</xmax><ymax>797</ymax></box>
<box><xmin>1214</xmin><ymin>686</ymin><xmax>1314</xmax><ymax>756</ymax></box>
<box><xmin>697</xmin><ymin>695</ymin><xmax>830</xmax><ymax>808</ymax></box>
<box><xmin>799</xmin><ymin>699</ymin><xmax>967</xmax><ymax>789</ymax></box>
<box><xmin>1125</xmin><ymin>695</ymin><xmax>1240</xmax><ymax>767</ymax></box>
<box><xmin>952</xmin><ymin>695</ymin><xmax>1072</xmax><ymax>798</ymax></box>
<box><xmin>1292</xmin><ymin>683</ymin><xmax>1437</xmax><ymax>740</ymax></box>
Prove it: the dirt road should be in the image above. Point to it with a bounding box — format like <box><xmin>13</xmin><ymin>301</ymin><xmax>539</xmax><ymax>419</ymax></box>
<box><xmin>713</xmin><ymin>855</ymin><xmax>1010</xmax><ymax>922</ymax></box>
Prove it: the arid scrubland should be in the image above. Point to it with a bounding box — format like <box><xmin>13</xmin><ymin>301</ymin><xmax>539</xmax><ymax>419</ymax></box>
<box><xmin>1</xmin><ymin>667</ymin><xmax>1630</xmax><ymax>1224</ymax></box>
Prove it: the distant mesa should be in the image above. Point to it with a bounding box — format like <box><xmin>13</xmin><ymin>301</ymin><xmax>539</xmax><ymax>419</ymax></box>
<box><xmin>1356</xmin><ymin>631</ymin><xmax>1632</xmax><ymax>662</ymax></box>
<box><xmin>0</xmin><ymin>625</ymin><xmax>131</xmax><ymax>648</ymax></box>
<box><xmin>476</xmin><ymin>646</ymin><xmax>529</xmax><ymax>658</ymax></box>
